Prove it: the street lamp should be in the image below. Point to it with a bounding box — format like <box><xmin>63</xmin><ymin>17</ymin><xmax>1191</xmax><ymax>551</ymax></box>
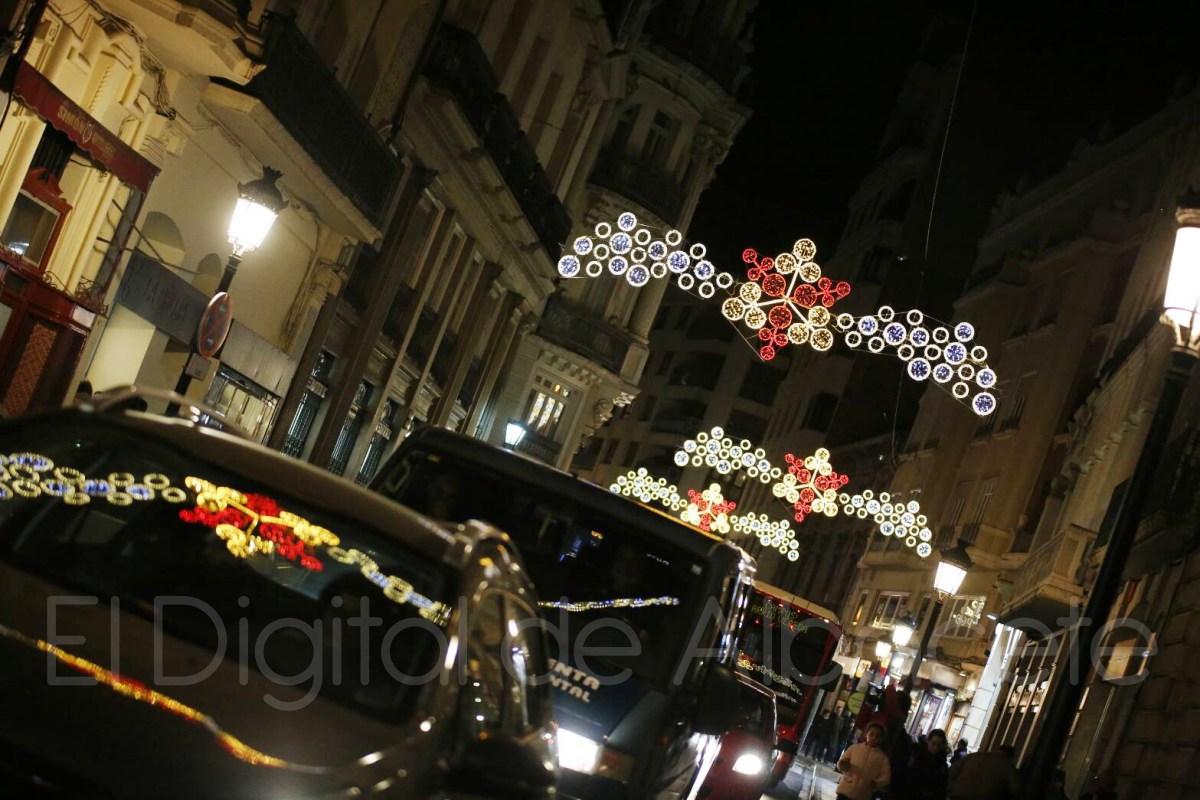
<box><xmin>1019</xmin><ymin>191</ymin><xmax>1200</xmax><ymax>798</ymax></box>
<box><xmin>892</xmin><ymin>613</ymin><xmax>917</xmax><ymax>648</ymax></box>
<box><xmin>907</xmin><ymin>540</ymin><xmax>973</xmax><ymax>684</ymax></box>
<box><xmin>170</xmin><ymin>168</ymin><xmax>286</xmax><ymax>411</ymax></box>
<box><xmin>504</xmin><ymin>420</ymin><xmax>527</xmax><ymax>449</ymax></box>
<box><xmin>874</xmin><ymin>640</ymin><xmax>893</xmax><ymax>661</ymax></box>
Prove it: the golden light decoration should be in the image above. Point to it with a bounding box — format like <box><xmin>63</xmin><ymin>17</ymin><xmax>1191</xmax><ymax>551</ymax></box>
<box><xmin>838</xmin><ymin>489</ymin><xmax>933</xmax><ymax>557</ymax></box>
<box><xmin>730</xmin><ymin>511</ymin><xmax>800</xmax><ymax>560</ymax></box>
<box><xmin>833</xmin><ymin>307</ymin><xmax>999</xmax><ymax>417</ymax></box>
<box><xmin>611</xmin><ymin>468</ymin><xmax>687</xmax><ymax>511</ymax></box>
<box><xmin>722</xmin><ymin>239</ymin><xmax>852</xmax><ymax>361</ymax></box>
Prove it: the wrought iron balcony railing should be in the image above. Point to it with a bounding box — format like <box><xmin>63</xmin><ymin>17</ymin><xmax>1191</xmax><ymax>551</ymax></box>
<box><xmin>590</xmin><ymin>147</ymin><xmax>685</xmax><ymax>226</ymax></box>
<box><xmin>644</xmin><ymin>7</ymin><xmax>749</xmax><ymax>96</ymax></box>
<box><xmin>424</xmin><ymin>25</ymin><xmax>571</xmax><ymax>259</ymax></box>
<box><xmin>536</xmin><ymin>294</ymin><xmax>633</xmax><ymax>375</ymax></box>
<box><xmin>242</xmin><ymin>13</ymin><xmax>401</xmax><ymax>226</ymax></box>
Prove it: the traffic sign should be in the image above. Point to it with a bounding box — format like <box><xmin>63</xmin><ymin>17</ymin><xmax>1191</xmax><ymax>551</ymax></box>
<box><xmin>197</xmin><ymin>292</ymin><xmax>233</xmax><ymax>358</ymax></box>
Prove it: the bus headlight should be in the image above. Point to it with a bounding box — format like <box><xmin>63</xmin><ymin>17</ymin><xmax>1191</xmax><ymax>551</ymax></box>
<box><xmin>556</xmin><ymin>729</ymin><xmax>635</xmax><ymax>782</ymax></box>
<box><xmin>732</xmin><ymin>753</ymin><xmax>764</xmax><ymax>775</ymax></box>
<box><xmin>558</xmin><ymin>729</ymin><xmax>600</xmax><ymax>774</ymax></box>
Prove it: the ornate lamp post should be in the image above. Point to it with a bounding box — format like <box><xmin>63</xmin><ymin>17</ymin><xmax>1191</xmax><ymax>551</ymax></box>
<box><xmin>1019</xmin><ymin>192</ymin><xmax>1200</xmax><ymax>797</ymax></box>
<box><xmin>504</xmin><ymin>420</ymin><xmax>527</xmax><ymax>450</ymax></box>
<box><xmin>170</xmin><ymin>168</ymin><xmax>285</xmax><ymax>407</ymax></box>
<box><xmin>907</xmin><ymin>540</ymin><xmax>973</xmax><ymax>684</ymax></box>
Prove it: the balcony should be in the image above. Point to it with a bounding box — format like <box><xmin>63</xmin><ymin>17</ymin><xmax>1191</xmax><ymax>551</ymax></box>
<box><xmin>644</xmin><ymin>8</ymin><xmax>749</xmax><ymax>97</ymax></box>
<box><xmin>515</xmin><ymin>428</ymin><xmax>562</xmax><ymax>465</ymax></box>
<box><xmin>590</xmin><ymin>147</ymin><xmax>685</xmax><ymax>226</ymax></box>
<box><xmin>424</xmin><ymin>25</ymin><xmax>571</xmax><ymax>259</ymax></box>
<box><xmin>536</xmin><ymin>294</ymin><xmax>633</xmax><ymax>375</ymax></box>
<box><xmin>997</xmin><ymin>524</ymin><xmax>1093</xmax><ymax>631</ymax></box>
<box><xmin>234</xmin><ymin>13</ymin><xmax>400</xmax><ymax>228</ymax></box>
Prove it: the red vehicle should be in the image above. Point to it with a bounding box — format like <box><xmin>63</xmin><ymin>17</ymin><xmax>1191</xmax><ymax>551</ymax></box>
<box><xmin>696</xmin><ymin>674</ymin><xmax>777</xmax><ymax>800</ymax></box>
<box><xmin>732</xmin><ymin>581</ymin><xmax>842</xmax><ymax>788</ymax></box>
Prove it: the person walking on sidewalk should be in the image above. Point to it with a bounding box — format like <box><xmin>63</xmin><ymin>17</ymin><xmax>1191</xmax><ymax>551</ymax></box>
<box><xmin>827</xmin><ymin>707</ymin><xmax>848</xmax><ymax>763</ymax></box>
<box><xmin>947</xmin><ymin>744</ymin><xmax>1020</xmax><ymax>800</ymax></box>
<box><xmin>836</xmin><ymin>722</ymin><xmax>891</xmax><ymax>800</ymax></box>
<box><xmin>807</xmin><ymin>709</ymin><xmax>833</xmax><ymax>760</ymax></box>
<box><xmin>893</xmin><ymin>727</ymin><xmax>949</xmax><ymax>800</ymax></box>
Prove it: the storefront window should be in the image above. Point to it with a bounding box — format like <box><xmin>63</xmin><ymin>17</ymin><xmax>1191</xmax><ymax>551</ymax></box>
<box><xmin>1</xmin><ymin>191</ymin><xmax>60</xmax><ymax>267</ymax></box>
<box><xmin>204</xmin><ymin>365</ymin><xmax>280</xmax><ymax>442</ymax></box>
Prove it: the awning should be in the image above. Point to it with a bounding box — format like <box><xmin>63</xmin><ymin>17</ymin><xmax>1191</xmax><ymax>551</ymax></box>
<box><xmin>12</xmin><ymin>61</ymin><xmax>158</xmax><ymax>192</ymax></box>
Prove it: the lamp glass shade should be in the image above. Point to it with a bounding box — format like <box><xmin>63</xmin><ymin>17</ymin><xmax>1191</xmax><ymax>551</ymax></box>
<box><xmin>227</xmin><ymin>197</ymin><xmax>279</xmax><ymax>256</ymax></box>
<box><xmin>934</xmin><ymin>559</ymin><xmax>968</xmax><ymax>598</ymax></box>
<box><xmin>1164</xmin><ymin>224</ymin><xmax>1200</xmax><ymax>333</ymax></box>
<box><xmin>892</xmin><ymin>621</ymin><xmax>915</xmax><ymax>647</ymax></box>
<box><xmin>874</xmin><ymin>640</ymin><xmax>892</xmax><ymax>660</ymax></box>
<box><xmin>504</xmin><ymin>421</ymin><xmax>527</xmax><ymax>447</ymax></box>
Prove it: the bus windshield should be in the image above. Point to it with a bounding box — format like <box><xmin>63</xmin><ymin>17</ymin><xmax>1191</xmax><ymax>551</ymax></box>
<box><xmin>382</xmin><ymin>448</ymin><xmax>705</xmax><ymax>685</ymax></box>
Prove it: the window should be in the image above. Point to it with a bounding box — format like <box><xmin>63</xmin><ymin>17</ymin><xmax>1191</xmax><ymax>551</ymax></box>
<box><xmin>801</xmin><ymin>393</ymin><xmax>838</xmax><ymax>432</ymax></box>
<box><xmin>639</xmin><ymin>394</ymin><xmax>658</xmax><ymax>422</ymax></box>
<box><xmin>2</xmin><ymin>192</ymin><xmax>61</xmax><ymax>267</ymax></box>
<box><xmin>355</xmin><ymin>399</ymin><xmax>398</xmax><ymax>485</ymax></box>
<box><xmin>281</xmin><ymin>351</ymin><xmax>335</xmax><ymax>457</ymax></box>
<box><xmin>870</xmin><ymin>592</ymin><xmax>909</xmax><ymax>629</ymax></box>
<box><xmin>643</xmin><ymin>110</ymin><xmax>679</xmax><ymax>167</ymax></box>
<box><xmin>523</xmin><ymin>375</ymin><xmax>571</xmax><ymax>439</ymax></box>
<box><xmin>851</xmin><ymin>591</ymin><xmax>869</xmax><ymax>626</ymax></box>
<box><xmin>204</xmin><ymin>365</ymin><xmax>280</xmax><ymax>443</ymax></box>
<box><xmin>328</xmin><ymin>381</ymin><xmax>373</xmax><ymax>476</ymax></box>
<box><xmin>1002</xmin><ymin>372</ymin><xmax>1035</xmax><ymax>430</ymax></box>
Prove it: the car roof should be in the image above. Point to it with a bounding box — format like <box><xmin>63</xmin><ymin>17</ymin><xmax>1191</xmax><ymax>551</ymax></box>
<box><xmin>3</xmin><ymin>407</ymin><xmax>465</xmax><ymax>567</ymax></box>
<box><xmin>393</xmin><ymin>426</ymin><xmax>736</xmax><ymax>559</ymax></box>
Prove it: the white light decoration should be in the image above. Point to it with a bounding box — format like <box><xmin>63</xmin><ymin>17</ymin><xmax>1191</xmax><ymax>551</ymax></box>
<box><xmin>837</xmin><ymin>489</ymin><xmax>933</xmax><ymax>558</ymax></box>
<box><xmin>560</xmin><ymin>212</ymin><xmax>737</xmax><ymax>294</ymax></box>
<box><xmin>833</xmin><ymin>308</ymin><xmax>999</xmax><ymax>416</ymax></box>
<box><xmin>950</xmin><ymin>597</ymin><xmax>986</xmax><ymax>630</ymax></box>
<box><xmin>611</xmin><ymin>468</ymin><xmax>687</xmax><ymax>512</ymax></box>
<box><xmin>721</xmin><ymin>239</ymin><xmax>852</xmax><ymax>362</ymax></box>
<box><xmin>673</xmin><ymin>426</ymin><xmax>782</xmax><ymax>483</ymax></box>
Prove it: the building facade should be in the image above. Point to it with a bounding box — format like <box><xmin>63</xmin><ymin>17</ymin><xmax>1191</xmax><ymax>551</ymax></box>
<box><xmin>0</xmin><ymin>0</ymin><xmax>755</xmax><ymax>486</ymax></box>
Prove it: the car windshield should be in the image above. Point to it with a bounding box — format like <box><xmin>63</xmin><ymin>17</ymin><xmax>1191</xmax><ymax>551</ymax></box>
<box><xmin>0</xmin><ymin>418</ymin><xmax>454</xmax><ymax>723</ymax></box>
<box><xmin>382</xmin><ymin>449</ymin><xmax>703</xmax><ymax>685</ymax></box>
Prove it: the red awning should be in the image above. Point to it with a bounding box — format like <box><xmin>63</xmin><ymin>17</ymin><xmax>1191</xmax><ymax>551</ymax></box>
<box><xmin>12</xmin><ymin>61</ymin><xmax>159</xmax><ymax>193</ymax></box>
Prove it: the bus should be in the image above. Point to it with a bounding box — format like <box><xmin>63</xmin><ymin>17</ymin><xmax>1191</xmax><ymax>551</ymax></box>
<box><xmin>371</xmin><ymin>427</ymin><xmax>756</xmax><ymax>800</ymax></box>
<box><xmin>733</xmin><ymin>581</ymin><xmax>842</xmax><ymax>786</ymax></box>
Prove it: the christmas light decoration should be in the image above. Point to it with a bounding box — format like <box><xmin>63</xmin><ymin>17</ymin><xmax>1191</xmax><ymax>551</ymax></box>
<box><xmin>772</xmin><ymin>447</ymin><xmax>851</xmax><ymax>524</ymax></box>
<box><xmin>682</xmin><ymin>483</ymin><xmax>736</xmax><ymax>534</ymax></box>
<box><xmin>0</xmin><ymin>621</ymin><xmax>316</xmax><ymax>771</ymax></box>
<box><xmin>558</xmin><ymin>211</ymin><xmax>737</xmax><ymax>295</ymax></box>
<box><xmin>950</xmin><ymin>597</ymin><xmax>986</xmax><ymax>629</ymax></box>
<box><xmin>730</xmin><ymin>511</ymin><xmax>801</xmax><ymax>560</ymax></box>
<box><xmin>673</xmin><ymin>426</ymin><xmax>782</xmax><ymax>483</ymax></box>
<box><xmin>722</xmin><ymin>239</ymin><xmax>851</xmax><ymax>361</ymax></box>
<box><xmin>539</xmin><ymin>596</ymin><xmax>681</xmax><ymax>612</ymax></box>
<box><xmin>833</xmin><ymin>307</ymin><xmax>999</xmax><ymax>416</ymax></box>
<box><xmin>611</xmin><ymin>468</ymin><xmax>687</xmax><ymax>512</ymax></box>
<box><xmin>326</xmin><ymin>546</ymin><xmax>451</xmax><ymax>624</ymax></box>
<box><xmin>838</xmin><ymin>489</ymin><xmax>933</xmax><ymax>557</ymax></box>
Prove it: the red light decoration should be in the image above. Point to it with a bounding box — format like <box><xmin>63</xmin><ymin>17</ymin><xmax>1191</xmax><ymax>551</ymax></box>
<box><xmin>773</xmin><ymin>449</ymin><xmax>851</xmax><ymax>524</ymax></box>
<box><xmin>683</xmin><ymin>484</ymin><xmax>737</xmax><ymax>533</ymax></box>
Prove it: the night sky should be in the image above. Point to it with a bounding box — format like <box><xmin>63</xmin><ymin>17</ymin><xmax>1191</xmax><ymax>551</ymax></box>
<box><xmin>692</xmin><ymin>0</ymin><xmax>1200</xmax><ymax>275</ymax></box>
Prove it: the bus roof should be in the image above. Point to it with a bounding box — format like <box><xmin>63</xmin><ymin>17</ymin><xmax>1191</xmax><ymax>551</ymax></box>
<box><xmin>753</xmin><ymin>579</ymin><xmax>841</xmax><ymax>627</ymax></box>
<box><xmin>389</xmin><ymin>426</ymin><xmax>735</xmax><ymax>560</ymax></box>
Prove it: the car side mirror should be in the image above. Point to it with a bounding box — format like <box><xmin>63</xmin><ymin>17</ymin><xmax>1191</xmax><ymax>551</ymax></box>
<box><xmin>449</xmin><ymin>735</ymin><xmax>557</xmax><ymax>799</ymax></box>
<box><xmin>693</xmin><ymin>664</ymin><xmax>739</xmax><ymax>735</ymax></box>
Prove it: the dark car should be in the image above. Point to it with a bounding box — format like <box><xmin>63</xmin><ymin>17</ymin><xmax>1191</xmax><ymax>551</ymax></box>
<box><xmin>0</xmin><ymin>391</ymin><xmax>557</xmax><ymax>799</ymax></box>
<box><xmin>696</xmin><ymin>675</ymin><xmax>777</xmax><ymax>800</ymax></box>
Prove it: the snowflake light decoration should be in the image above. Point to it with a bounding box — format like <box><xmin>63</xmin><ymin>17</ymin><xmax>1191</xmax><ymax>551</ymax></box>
<box><xmin>950</xmin><ymin>597</ymin><xmax>986</xmax><ymax>629</ymax></box>
<box><xmin>771</xmin><ymin>447</ymin><xmax>851</xmax><ymax>524</ymax></box>
<box><xmin>674</xmin><ymin>426</ymin><xmax>782</xmax><ymax>483</ymax></box>
<box><xmin>731</xmin><ymin>511</ymin><xmax>801</xmax><ymax>560</ymax></box>
<box><xmin>721</xmin><ymin>239</ymin><xmax>852</xmax><ymax>361</ymax></box>
<box><xmin>682</xmin><ymin>483</ymin><xmax>736</xmax><ymax>534</ymax></box>
<box><xmin>839</xmin><ymin>489</ymin><xmax>933</xmax><ymax>558</ymax></box>
<box><xmin>611</xmin><ymin>468</ymin><xmax>686</xmax><ymax>512</ymax></box>
<box><xmin>833</xmin><ymin>306</ymin><xmax>999</xmax><ymax>417</ymax></box>
<box><xmin>558</xmin><ymin>211</ymin><xmax>737</xmax><ymax>296</ymax></box>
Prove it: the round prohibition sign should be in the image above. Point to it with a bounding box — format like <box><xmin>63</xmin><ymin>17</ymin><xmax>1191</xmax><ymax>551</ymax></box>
<box><xmin>197</xmin><ymin>292</ymin><xmax>233</xmax><ymax>358</ymax></box>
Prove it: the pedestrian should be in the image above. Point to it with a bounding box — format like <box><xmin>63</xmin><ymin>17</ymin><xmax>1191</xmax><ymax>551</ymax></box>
<box><xmin>841</xmin><ymin>709</ymin><xmax>857</xmax><ymax>753</ymax></box>
<box><xmin>827</xmin><ymin>706</ymin><xmax>848</xmax><ymax>763</ymax></box>
<box><xmin>894</xmin><ymin>728</ymin><xmax>949</xmax><ymax>800</ymax></box>
<box><xmin>951</xmin><ymin>738</ymin><xmax>970</xmax><ymax>764</ymax></box>
<box><xmin>836</xmin><ymin>721</ymin><xmax>892</xmax><ymax>800</ymax></box>
<box><xmin>947</xmin><ymin>744</ymin><xmax>1021</xmax><ymax>800</ymax></box>
<box><xmin>807</xmin><ymin>709</ymin><xmax>833</xmax><ymax>760</ymax></box>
